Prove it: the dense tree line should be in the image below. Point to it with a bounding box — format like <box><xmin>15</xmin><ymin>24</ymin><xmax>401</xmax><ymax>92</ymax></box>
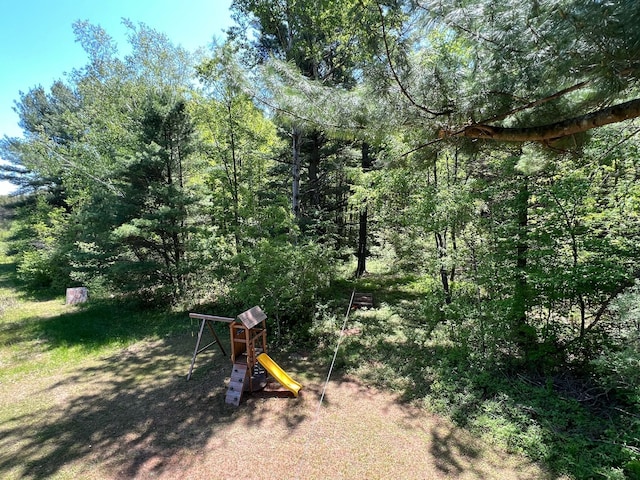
<box><xmin>1</xmin><ymin>1</ymin><xmax>639</xmax><ymax>376</ymax></box>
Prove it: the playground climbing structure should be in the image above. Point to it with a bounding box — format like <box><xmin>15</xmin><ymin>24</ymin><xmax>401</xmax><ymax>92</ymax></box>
<box><xmin>187</xmin><ymin>305</ymin><xmax>302</xmax><ymax>406</ymax></box>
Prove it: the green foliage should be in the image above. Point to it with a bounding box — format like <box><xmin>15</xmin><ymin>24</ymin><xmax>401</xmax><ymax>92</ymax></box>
<box><xmin>590</xmin><ymin>283</ymin><xmax>640</xmax><ymax>407</ymax></box>
<box><xmin>3</xmin><ymin>3</ymin><xmax>640</xmax><ymax>477</ymax></box>
<box><xmin>413</xmin><ymin>0</ymin><xmax>640</xmax><ymax>131</ymax></box>
<box><xmin>194</xmin><ymin>44</ymin><xmax>286</xmax><ymax>257</ymax></box>
<box><xmin>230</xmin><ymin>0</ymin><xmax>387</xmax><ymax>83</ymax></box>
<box><xmin>309</xmin><ymin>271</ymin><xmax>640</xmax><ymax>478</ymax></box>
<box><xmin>16</xmin><ymin>250</ymin><xmax>57</xmax><ymax>289</ymax></box>
<box><xmin>226</xmin><ymin>237</ymin><xmax>335</xmax><ymax>336</ymax></box>
<box><xmin>67</xmin><ymin>91</ymin><xmax>200</xmax><ymax>305</ymax></box>
<box><xmin>9</xmin><ymin>196</ymin><xmax>72</xmax><ymax>290</ymax></box>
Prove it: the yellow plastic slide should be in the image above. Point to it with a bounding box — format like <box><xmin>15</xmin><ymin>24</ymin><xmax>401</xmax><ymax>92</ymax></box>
<box><xmin>257</xmin><ymin>353</ymin><xmax>303</xmax><ymax>397</ymax></box>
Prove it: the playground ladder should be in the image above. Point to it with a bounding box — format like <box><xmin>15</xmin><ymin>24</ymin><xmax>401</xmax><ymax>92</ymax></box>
<box><xmin>225</xmin><ymin>362</ymin><xmax>247</xmax><ymax>406</ymax></box>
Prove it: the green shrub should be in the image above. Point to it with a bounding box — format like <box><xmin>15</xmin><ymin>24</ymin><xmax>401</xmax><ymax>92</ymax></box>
<box><xmin>17</xmin><ymin>250</ymin><xmax>56</xmax><ymax>287</ymax></box>
<box><xmin>226</xmin><ymin>238</ymin><xmax>335</xmax><ymax>337</ymax></box>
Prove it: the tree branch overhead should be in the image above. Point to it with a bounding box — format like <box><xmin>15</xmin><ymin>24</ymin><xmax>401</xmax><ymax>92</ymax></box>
<box><xmin>441</xmin><ymin>98</ymin><xmax>640</xmax><ymax>142</ymax></box>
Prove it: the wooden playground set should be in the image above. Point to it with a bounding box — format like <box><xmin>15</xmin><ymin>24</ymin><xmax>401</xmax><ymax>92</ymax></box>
<box><xmin>186</xmin><ymin>306</ymin><xmax>303</xmax><ymax>406</ymax></box>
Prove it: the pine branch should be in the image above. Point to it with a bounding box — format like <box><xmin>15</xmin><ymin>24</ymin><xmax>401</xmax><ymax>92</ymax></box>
<box><xmin>377</xmin><ymin>2</ymin><xmax>453</xmax><ymax>118</ymax></box>
<box><xmin>39</xmin><ymin>140</ymin><xmax>125</xmax><ymax>197</ymax></box>
<box><xmin>442</xmin><ymin>97</ymin><xmax>640</xmax><ymax>142</ymax></box>
<box><xmin>479</xmin><ymin>81</ymin><xmax>590</xmax><ymax>126</ymax></box>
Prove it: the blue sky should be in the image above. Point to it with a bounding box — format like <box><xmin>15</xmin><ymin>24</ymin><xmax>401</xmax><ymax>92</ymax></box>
<box><xmin>0</xmin><ymin>0</ymin><xmax>233</xmax><ymax>194</ymax></box>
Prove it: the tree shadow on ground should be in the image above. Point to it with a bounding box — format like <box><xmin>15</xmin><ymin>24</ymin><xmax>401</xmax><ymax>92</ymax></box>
<box><xmin>1</xmin><ymin>267</ymin><xmax>615</xmax><ymax>479</ymax></box>
<box><xmin>331</xmin><ymin>272</ymin><xmax>428</xmax><ymax>308</ymax></box>
<box><xmin>0</xmin><ymin>297</ymin><xmax>192</xmax><ymax>363</ymax></box>
<box><xmin>0</xmin><ymin>330</ymin><xmax>323</xmax><ymax>479</ymax></box>
<box><xmin>0</xmin><ymin>279</ymin><xmax>338</xmax><ymax>479</ymax></box>
<box><xmin>334</xmin><ymin>302</ymin><xmax>636</xmax><ymax>479</ymax></box>
<box><xmin>0</xmin><ymin>294</ymin><xmax>559</xmax><ymax>480</ymax></box>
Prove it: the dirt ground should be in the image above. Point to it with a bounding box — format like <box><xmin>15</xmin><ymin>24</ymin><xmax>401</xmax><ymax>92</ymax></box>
<box><xmin>0</xmin><ymin>334</ymin><xmax>561</xmax><ymax>480</ymax></box>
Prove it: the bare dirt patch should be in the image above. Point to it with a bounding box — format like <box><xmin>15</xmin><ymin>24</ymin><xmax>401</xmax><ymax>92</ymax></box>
<box><xmin>0</xmin><ymin>335</ymin><xmax>560</xmax><ymax>479</ymax></box>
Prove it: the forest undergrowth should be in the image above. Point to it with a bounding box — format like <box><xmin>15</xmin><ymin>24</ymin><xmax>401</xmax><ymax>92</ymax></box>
<box><xmin>308</xmin><ymin>267</ymin><xmax>640</xmax><ymax>480</ymax></box>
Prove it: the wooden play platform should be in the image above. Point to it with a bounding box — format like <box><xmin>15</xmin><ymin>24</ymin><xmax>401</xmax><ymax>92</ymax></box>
<box><xmin>187</xmin><ymin>306</ymin><xmax>302</xmax><ymax>406</ymax></box>
<box><xmin>226</xmin><ymin>306</ymin><xmax>268</xmax><ymax>405</ymax></box>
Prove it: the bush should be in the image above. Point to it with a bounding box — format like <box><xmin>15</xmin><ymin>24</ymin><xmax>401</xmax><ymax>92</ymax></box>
<box><xmin>17</xmin><ymin>250</ymin><xmax>56</xmax><ymax>287</ymax></box>
<box><xmin>226</xmin><ymin>238</ymin><xmax>335</xmax><ymax>338</ymax></box>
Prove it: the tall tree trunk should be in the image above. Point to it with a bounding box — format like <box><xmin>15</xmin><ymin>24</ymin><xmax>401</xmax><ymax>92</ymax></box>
<box><xmin>550</xmin><ymin>190</ymin><xmax>587</xmax><ymax>340</ymax></box>
<box><xmin>335</xmin><ymin>169</ymin><xmax>347</xmax><ymax>250</ymax></box>
<box><xmin>229</xmin><ymin>104</ymin><xmax>241</xmax><ymax>253</ymax></box>
<box><xmin>512</xmin><ymin>174</ymin><xmax>536</xmax><ymax>354</ymax></box>
<box><xmin>164</xmin><ymin>129</ymin><xmax>184</xmax><ymax>297</ymax></box>
<box><xmin>355</xmin><ymin>142</ymin><xmax>372</xmax><ymax>277</ymax></box>
<box><xmin>356</xmin><ymin>207</ymin><xmax>368</xmax><ymax>277</ymax></box>
<box><xmin>448</xmin><ymin>148</ymin><xmax>459</xmax><ymax>286</ymax></box>
<box><xmin>291</xmin><ymin>128</ymin><xmax>302</xmax><ymax>218</ymax></box>
<box><xmin>308</xmin><ymin>131</ymin><xmax>321</xmax><ymax>210</ymax></box>
<box><xmin>571</xmin><ymin>229</ymin><xmax>587</xmax><ymax>339</ymax></box>
<box><xmin>436</xmin><ymin>231</ymin><xmax>452</xmax><ymax>304</ymax></box>
<box><xmin>450</xmin><ymin>227</ymin><xmax>457</xmax><ymax>284</ymax></box>
<box><xmin>432</xmin><ymin>155</ymin><xmax>452</xmax><ymax>304</ymax></box>
<box><xmin>567</xmin><ymin>211</ymin><xmax>586</xmax><ymax>339</ymax></box>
